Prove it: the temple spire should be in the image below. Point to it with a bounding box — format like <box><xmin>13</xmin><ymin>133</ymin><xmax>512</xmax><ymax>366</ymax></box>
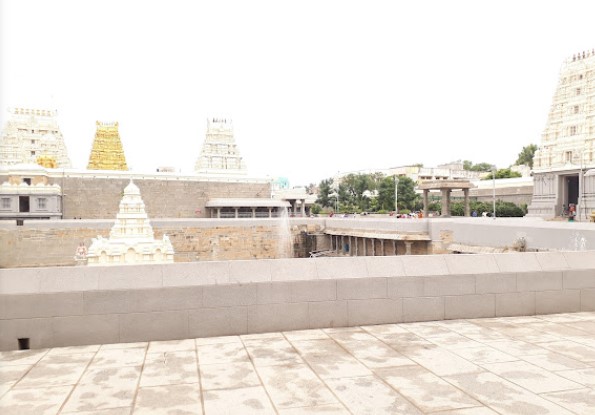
<box><xmin>87</xmin><ymin>121</ymin><xmax>128</xmax><ymax>170</ymax></box>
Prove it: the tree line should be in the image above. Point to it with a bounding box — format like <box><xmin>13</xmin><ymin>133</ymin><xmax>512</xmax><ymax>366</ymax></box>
<box><xmin>311</xmin><ymin>144</ymin><xmax>537</xmax><ymax>216</ymax></box>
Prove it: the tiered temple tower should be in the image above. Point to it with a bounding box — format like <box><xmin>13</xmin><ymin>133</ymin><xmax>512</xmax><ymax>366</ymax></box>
<box><xmin>529</xmin><ymin>49</ymin><xmax>595</xmax><ymax>219</ymax></box>
<box><xmin>195</xmin><ymin>118</ymin><xmax>247</xmax><ymax>175</ymax></box>
<box><xmin>0</xmin><ymin>108</ymin><xmax>71</xmax><ymax>168</ymax></box>
<box><xmin>533</xmin><ymin>50</ymin><xmax>595</xmax><ymax>170</ymax></box>
<box><xmin>87</xmin><ymin>121</ymin><xmax>128</xmax><ymax>170</ymax></box>
<box><xmin>86</xmin><ymin>180</ymin><xmax>174</xmax><ymax>265</ymax></box>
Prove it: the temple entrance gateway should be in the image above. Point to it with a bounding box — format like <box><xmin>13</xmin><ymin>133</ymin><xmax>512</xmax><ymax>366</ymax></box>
<box><xmin>564</xmin><ymin>175</ymin><xmax>579</xmax><ymax>207</ymax></box>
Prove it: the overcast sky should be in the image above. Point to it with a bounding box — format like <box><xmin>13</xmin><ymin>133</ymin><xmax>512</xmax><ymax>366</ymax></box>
<box><xmin>1</xmin><ymin>0</ymin><xmax>594</xmax><ymax>186</ymax></box>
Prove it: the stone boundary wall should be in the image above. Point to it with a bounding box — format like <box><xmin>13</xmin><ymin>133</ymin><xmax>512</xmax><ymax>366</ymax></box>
<box><xmin>1</xmin><ymin>251</ymin><xmax>594</xmax><ymax>351</ymax></box>
<box><xmin>452</xmin><ymin>185</ymin><xmax>534</xmax><ymax>206</ymax></box>
<box><xmin>5</xmin><ymin>216</ymin><xmax>595</xmax><ymax>268</ymax></box>
<box><xmin>0</xmin><ymin>218</ymin><xmax>323</xmax><ymax>268</ymax></box>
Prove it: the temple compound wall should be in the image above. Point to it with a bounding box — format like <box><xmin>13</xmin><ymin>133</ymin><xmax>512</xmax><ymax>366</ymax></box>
<box><xmin>5</xmin><ymin>216</ymin><xmax>595</xmax><ymax>269</ymax></box>
<box><xmin>48</xmin><ymin>173</ymin><xmax>272</xmax><ymax>219</ymax></box>
<box><xmin>1</xmin><ymin>251</ymin><xmax>593</xmax><ymax>350</ymax></box>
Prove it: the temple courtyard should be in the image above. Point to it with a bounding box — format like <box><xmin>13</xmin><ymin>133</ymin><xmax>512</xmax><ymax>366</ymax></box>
<box><xmin>1</xmin><ymin>312</ymin><xmax>594</xmax><ymax>414</ymax></box>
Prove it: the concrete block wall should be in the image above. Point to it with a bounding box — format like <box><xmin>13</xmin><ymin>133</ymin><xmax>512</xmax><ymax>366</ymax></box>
<box><xmin>428</xmin><ymin>218</ymin><xmax>595</xmax><ymax>252</ymax></box>
<box><xmin>1</xmin><ymin>251</ymin><xmax>594</xmax><ymax>350</ymax></box>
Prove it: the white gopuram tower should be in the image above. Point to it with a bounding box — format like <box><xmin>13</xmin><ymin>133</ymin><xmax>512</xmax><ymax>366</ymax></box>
<box><xmin>0</xmin><ymin>108</ymin><xmax>72</xmax><ymax>168</ymax></box>
<box><xmin>528</xmin><ymin>50</ymin><xmax>595</xmax><ymax>220</ymax></box>
<box><xmin>194</xmin><ymin>118</ymin><xmax>247</xmax><ymax>175</ymax></box>
<box><xmin>87</xmin><ymin>180</ymin><xmax>174</xmax><ymax>265</ymax></box>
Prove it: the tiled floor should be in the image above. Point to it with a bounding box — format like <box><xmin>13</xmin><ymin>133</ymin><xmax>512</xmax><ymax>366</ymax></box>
<box><xmin>1</xmin><ymin>312</ymin><xmax>595</xmax><ymax>414</ymax></box>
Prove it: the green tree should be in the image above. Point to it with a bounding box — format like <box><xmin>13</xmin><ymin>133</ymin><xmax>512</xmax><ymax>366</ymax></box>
<box><xmin>482</xmin><ymin>168</ymin><xmax>522</xmax><ymax>180</ymax></box>
<box><xmin>376</xmin><ymin>176</ymin><xmax>396</xmax><ymax>211</ymax></box>
<box><xmin>396</xmin><ymin>176</ymin><xmax>419</xmax><ymax>211</ymax></box>
<box><xmin>515</xmin><ymin>144</ymin><xmax>538</xmax><ymax>168</ymax></box>
<box><xmin>341</xmin><ymin>174</ymin><xmax>374</xmax><ymax>212</ymax></box>
<box><xmin>337</xmin><ymin>182</ymin><xmax>351</xmax><ymax>212</ymax></box>
<box><xmin>315</xmin><ymin>178</ymin><xmax>334</xmax><ymax>208</ymax></box>
<box><xmin>464</xmin><ymin>161</ymin><xmax>494</xmax><ymax>172</ymax></box>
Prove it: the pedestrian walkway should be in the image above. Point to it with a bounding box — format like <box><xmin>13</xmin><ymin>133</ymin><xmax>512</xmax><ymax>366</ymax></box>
<box><xmin>1</xmin><ymin>312</ymin><xmax>595</xmax><ymax>414</ymax></box>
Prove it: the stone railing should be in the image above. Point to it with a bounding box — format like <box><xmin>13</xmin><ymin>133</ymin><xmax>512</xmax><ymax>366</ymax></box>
<box><xmin>1</xmin><ymin>251</ymin><xmax>594</xmax><ymax>350</ymax></box>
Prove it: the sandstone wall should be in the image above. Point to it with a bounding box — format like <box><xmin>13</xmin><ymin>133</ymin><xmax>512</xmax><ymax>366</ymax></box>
<box><xmin>46</xmin><ymin>176</ymin><xmax>271</xmax><ymax>219</ymax></box>
<box><xmin>0</xmin><ymin>219</ymin><xmax>323</xmax><ymax>268</ymax></box>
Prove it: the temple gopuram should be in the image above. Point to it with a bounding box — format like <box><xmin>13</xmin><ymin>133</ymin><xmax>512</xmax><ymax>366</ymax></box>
<box><xmin>87</xmin><ymin>121</ymin><xmax>128</xmax><ymax>170</ymax></box>
<box><xmin>528</xmin><ymin>49</ymin><xmax>595</xmax><ymax>220</ymax></box>
<box><xmin>0</xmin><ymin>108</ymin><xmax>71</xmax><ymax>168</ymax></box>
<box><xmin>195</xmin><ymin>118</ymin><xmax>247</xmax><ymax>175</ymax></box>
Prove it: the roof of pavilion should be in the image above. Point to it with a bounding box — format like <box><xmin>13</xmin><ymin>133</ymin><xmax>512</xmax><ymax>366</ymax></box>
<box><xmin>206</xmin><ymin>198</ymin><xmax>291</xmax><ymax>208</ymax></box>
<box><xmin>417</xmin><ymin>179</ymin><xmax>475</xmax><ymax>190</ymax></box>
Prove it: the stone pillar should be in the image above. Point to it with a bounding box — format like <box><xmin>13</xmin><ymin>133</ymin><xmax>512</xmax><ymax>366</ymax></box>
<box><xmin>463</xmin><ymin>188</ymin><xmax>470</xmax><ymax>217</ymax></box>
<box><xmin>268</xmin><ymin>208</ymin><xmax>272</xmax><ymax>218</ymax></box>
<box><xmin>300</xmin><ymin>199</ymin><xmax>306</xmax><ymax>217</ymax></box>
<box><xmin>441</xmin><ymin>189</ymin><xmax>451</xmax><ymax>217</ymax></box>
<box><xmin>404</xmin><ymin>241</ymin><xmax>413</xmax><ymax>255</ymax></box>
<box><xmin>372</xmin><ymin>239</ymin><xmax>376</xmax><ymax>256</ymax></box>
<box><xmin>363</xmin><ymin>238</ymin><xmax>367</xmax><ymax>256</ymax></box>
<box><xmin>234</xmin><ymin>208</ymin><xmax>239</xmax><ymax>218</ymax></box>
<box><xmin>355</xmin><ymin>237</ymin><xmax>358</xmax><ymax>256</ymax></box>
<box><xmin>423</xmin><ymin>189</ymin><xmax>429</xmax><ymax>218</ymax></box>
<box><xmin>380</xmin><ymin>239</ymin><xmax>385</xmax><ymax>256</ymax></box>
<box><xmin>392</xmin><ymin>240</ymin><xmax>397</xmax><ymax>256</ymax></box>
<box><xmin>216</xmin><ymin>208</ymin><xmax>221</xmax><ymax>219</ymax></box>
<box><xmin>251</xmin><ymin>207</ymin><xmax>256</xmax><ymax>218</ymax></box>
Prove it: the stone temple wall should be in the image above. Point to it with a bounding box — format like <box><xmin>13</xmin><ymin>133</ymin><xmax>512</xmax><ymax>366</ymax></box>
<box><xmin>0</xmin><ymin>219</ymin><xmax>322</xmax><ymax>268</ymax></box>
<box><xmin>44</xmin><ymin>176</ymin><xmax>271</xmax><ymax>219</ymax></box>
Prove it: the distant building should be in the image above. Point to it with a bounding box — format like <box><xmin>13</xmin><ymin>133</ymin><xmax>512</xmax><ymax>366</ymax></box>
<box><xmin>0</xmin><ymin>164</ymin><xmax>62</xmax><ymax>220</ymax></box>
<box><xmin>529</xmin><ymin>50</ymin><xmax>595</xmax><ymax>220</ymax></box>
<box><xmin>195</xmin><ymin>118</ymin><xmax>247</xmax><ymax>175</ymax></box>
<box><xmin>87</xmin><ymin>121</ymin><xmax>128</xmax><ymax>170</ymax></box>
<box><xmin>0</xmin><ymin>108</ymin><xmax>71</xmax><ymax>168</ymax></box>
<box><xmin>338</xmin><ymin>162</ymin><xmax>481</xmax><ymax>184</ymax></box>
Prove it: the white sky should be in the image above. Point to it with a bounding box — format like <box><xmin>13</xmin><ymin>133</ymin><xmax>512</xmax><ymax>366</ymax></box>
<box><xmin>1</xmin><ymin>0</ymin><xmax>594</xmax><ymax>186</ymax></box>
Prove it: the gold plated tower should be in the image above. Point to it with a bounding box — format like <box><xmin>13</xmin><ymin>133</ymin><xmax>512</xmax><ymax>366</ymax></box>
<box><xmin>87</xmin><ymin>121</ymin><xmax>128</xmax><ymax>170</ymax></box>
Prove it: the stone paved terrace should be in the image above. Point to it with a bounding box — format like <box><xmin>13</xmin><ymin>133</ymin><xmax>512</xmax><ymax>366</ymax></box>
<box><xmin>1</xmin><ymin>312</ymin><xmax>595</xmax><ymax>414</ymax></box>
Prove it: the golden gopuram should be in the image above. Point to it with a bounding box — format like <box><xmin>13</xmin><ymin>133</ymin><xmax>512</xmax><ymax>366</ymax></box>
<box><xmin>87</xmin><ymin>121</ymin><xmax>128</xmax><ymax>170</ymax></box>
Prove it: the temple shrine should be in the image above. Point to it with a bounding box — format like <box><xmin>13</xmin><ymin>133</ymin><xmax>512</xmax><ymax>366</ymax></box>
<box><xmin>0</xmin><ymin>108</ymin><xmax>72</xmax><ymax>168</ymax></box>
<box><xmin>195</xmin><ymin>118</ymin><xmax>247</xmax><ymax>175</ymax></box>
<box><xmin>87</xmin><ymin>121</ymin><xmax>128</xmax><ymax>170</ymax></box>
<box><xmin>86</xmin><ymin>180</ymin><xmax>174</xmax><ymax>265</ymax></box>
